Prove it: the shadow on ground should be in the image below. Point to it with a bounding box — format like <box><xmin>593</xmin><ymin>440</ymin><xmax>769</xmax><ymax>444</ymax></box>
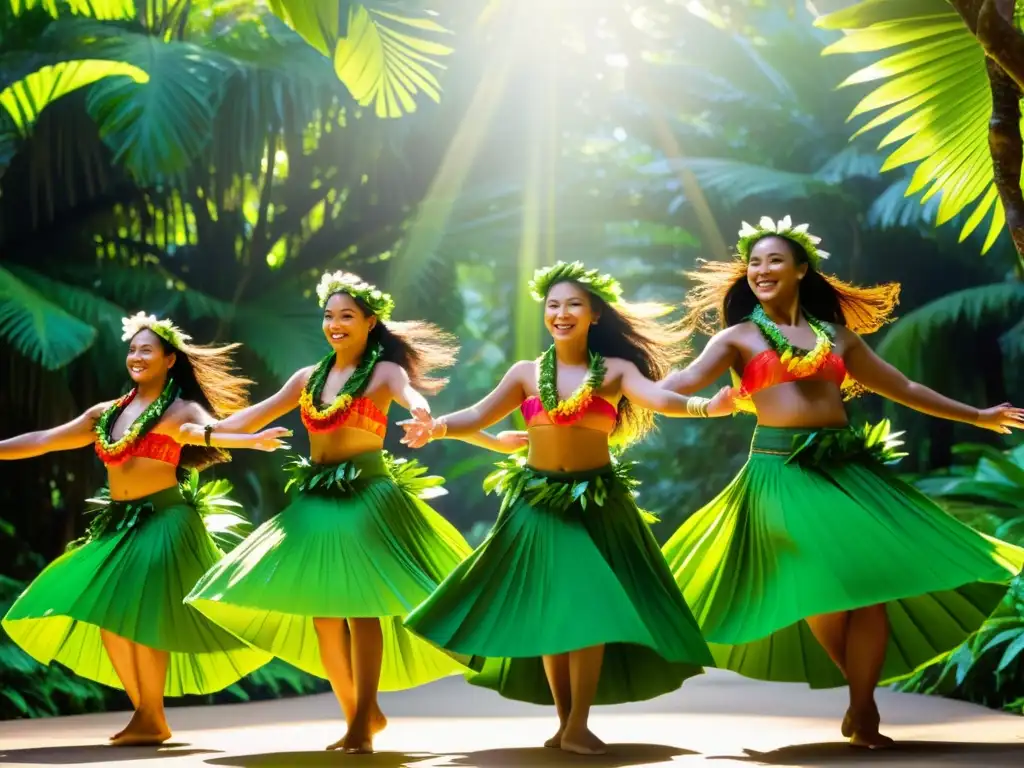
<box><xmin>432</xmin><ymin>743</ymin><xmax>695</xmax><ymax>767</ymax></box>
<box><xmin>204</xmin><ymin>743</ymin><xmax>693</xmax><ymax>768</ymax></box>
<box><xmin>209</xmin><ymin>752</ymin><xmax>437</xmax><ymax>767</ymax></box>
<box><xmin>711</xmin><ymin>740</ymin><xmax>1024</xmax><ymax>766</ymax></box>
<box><xmin>0</xmin><ymin>743</ymin><xmax>220</xmax><ymax>764</ymax></box>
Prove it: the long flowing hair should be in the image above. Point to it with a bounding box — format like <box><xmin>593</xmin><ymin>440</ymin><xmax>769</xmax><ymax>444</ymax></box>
<box><xmin>682</xmin><ymin>240</ymin><xmax>901</xmax><ymax>336</ymax></box>
<box><xmin>557</xmin><ymin>283</ymin><xmax>689</xmax><ymax>446</ymax></box>
<box><xmin>338</xmin><ymin>293</ymin><xmax>459</xmax><ymax>395</ymax></box>
<box><xmin>680</xmin><ymin>238</ymin><xmax>900</xmax><ymax>402</ymax></box>
<box><xmin>151</xmin><ymin>334</ymin><xmax>252</xmax><ymax>471</ymax></box>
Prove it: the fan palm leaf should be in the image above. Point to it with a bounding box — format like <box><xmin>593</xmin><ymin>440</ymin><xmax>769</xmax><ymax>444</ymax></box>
<box><xmin>266</xmin><ymin>0</ymin><xmax>452</xmax><ymax>118</ymax></box>
<box><xmin>876</xmin><ymin>282</ymin><xmax>1024</xmax><ymax>387</ymax></box>
<box><xmin>0</xmin><ymin>265</ymin><xmax>98</xmax><ymax>368</ymax></box>
<box><xmin>816</xmin><ymin>0</ymin><xmax>1002</xmax><ymax>252</ymax></box>
<box><xmin>7</xmin><ymin>0</ymin><xmax>133</xmax><ymax>19</ymax></box>
<box><xmin>0</xmin><ymin>58</ymin><xmax>147</xmax><ymax>136</ymax></box>
<box><xmin>81</xmin><ymin>31</ymin><xmax>234</xmax><ymax>183</ymax></box>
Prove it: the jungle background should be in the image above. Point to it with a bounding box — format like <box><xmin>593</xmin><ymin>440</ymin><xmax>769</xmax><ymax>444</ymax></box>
<box><xmin>1</xmin><ymin>0</ymin><xmax>1023</xmax><ymax>721</ymax></box>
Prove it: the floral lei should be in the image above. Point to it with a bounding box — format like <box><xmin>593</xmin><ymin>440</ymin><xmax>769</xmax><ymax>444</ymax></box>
<box><xmin>537</xmin><ymin>345</ymin><xmax>607</xmax><ymax>425</ymax></box>
<box><xmin>94</xmin><ymin>379</ymin><xmax>179</xmax><ymax>466</ymax></box>
<box><xmin>749</xmin><ymin>304</ymin><xmax>835</xmax><ymax>377</ymax></box>
<box><xmin>299</xmin><ymin>344</ymin><xmax>383</xmax><ymax>433</ymax></box>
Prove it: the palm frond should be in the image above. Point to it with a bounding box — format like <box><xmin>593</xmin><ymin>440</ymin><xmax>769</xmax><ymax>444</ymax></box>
<box><xmin>0</xmin><ymin>58</ymin><xmax>148</xmax><ymax>136</ymax></box>
<box><xmin>82</xmin><ymin>32</ymin><xmax>234</xmax><ymax>183</ymax></box>
<box><xmin>867</xmin><ymin>175</ymin><xmax>939</xmax><ymax>229</ymax></box>
<box><xmin>266</xmin><ymin>0</ymin><xmax>452</xmax><ymax>118</ymax></box>
<box><xmin>817</xmin><ymin>0</ymin><xmax>1000</xmax><ymax>252</ymax></box>
<box><xmin>7</xmin><ymin>0</ymin><xmax>135</xmax><ymax>19</ymax></box>
<box><xmin>230</xmin><ymin>281</ymin><xmax>326</xmax><ymax>380</ymax></box>
<box><xmin>641</xmin><ymin>157</ymin><xmax>832</xmax><ymax>206</ymax></box>
<box><xmin>0</xmin><ymin>265</ymin><xmax>97</xmax><ymax>368</ymax></box>
<box><xmin>876</xmin><ymin>282</ymin><xmax>1024</xmax><ymax>385</ymax></box>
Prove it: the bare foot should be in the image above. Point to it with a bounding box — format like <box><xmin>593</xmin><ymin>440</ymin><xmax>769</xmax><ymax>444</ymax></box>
<box><xmin>841</xmin><ymin>708</ymin><xmax>853</xmax><ymax>738</ymax></box>
<box><xmin>109</xmin><ymin>717</ymin><xmax>133</xmax><ymax>742</ymax></box>
<box><xmin>544</xmin><ymin>724</ymin><xmax>565</xmax><ymax>748</ymax></box>
<box><xmin>847</xmin><ymin>705</ymin><xmax>894</xmax><ymax>750</ymax></box>
<box><xmin>561</xmin><ymin>726</ymin><xmax>606</xmax><ymax>756</ymax></box>
<box><xmin>371</xmin><ymin>704</ymin><xmax>388</xmax><ymax>736</ymax></box>
<box><xmin>325</xmin><ymin>706</ymin><xmax>387</xmax><ymax>751</ymax></box>
<box><xmin>340</xmin><ymin>722</ymin><xmax>373</xmax><ymax>755</ymax></box>
<box><xmin>850</xmin><ymin>729</ymin><xmax>896</xmax><ymax>750</ymax></box>
<box><xmin>109</xmin><ymin>711</ymin><xmax>171</xmax><ymax>747</ymax></box>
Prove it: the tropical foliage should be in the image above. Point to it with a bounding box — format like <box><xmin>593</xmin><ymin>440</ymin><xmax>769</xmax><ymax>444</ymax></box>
<box><xmin>2</xmin><ymin>0</ymin><xmax>1024</xmax><ymax>721</ymax></box>
<box><xmin>895</xmin><ymin>444</ymin><xmax>1024</xmax><ymax>711</ymax></box>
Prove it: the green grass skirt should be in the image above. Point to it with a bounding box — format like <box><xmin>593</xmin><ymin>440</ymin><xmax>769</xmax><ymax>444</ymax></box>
<box><xmin>662</xmin><ymin>425</ymin><xmax>1024</xmax><ymax>689</ymax></box>
<box><xmin>185</xmin><ymin>450</ymin><xmax>478</xmax><ymax>691</ymax></box>
<box><xmin>404</xmin><ymin>461</ymin><xmax>714</xmax><ymax>705</ymax></box>
<box><xmin>2</xmin><ymin>486</ymin><xmax>270</xmax><ymax>696</ymax></box>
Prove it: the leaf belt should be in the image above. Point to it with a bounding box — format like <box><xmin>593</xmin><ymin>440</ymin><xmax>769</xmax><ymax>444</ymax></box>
<box><xmin>282</xmin><ymin>450</ymin><xmax>447</xmax><ymax>501</ymax></box>
<box><xmin>482</xmin><ymin>453</ymin><xmax>657</xmax><ymax>523</ymax></box>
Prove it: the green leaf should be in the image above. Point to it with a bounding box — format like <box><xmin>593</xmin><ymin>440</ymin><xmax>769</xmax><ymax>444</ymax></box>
<box><xmin>0</xmin><ymin>265</ymin><xmax>97</xmax><ymax>369</ymax></box>
<box><xmin>83</xmin><ymin>33</ymin><xmax>233</xmax><ymax>183</ymax></box>
<box><xmin>0</xmin><ymin>58</ymin><xmax>148</xmax><ymax>135</ymax></box>
<box><xmin>230</xmin><ymin>281</ymin><xmax>326</xmax><ymax>381</ymax></box>
<box><xmin>876</xmin><ymin>283</ymin><xmax>1024</xmax><ymax>386</ymax></box>
<box><xmin>819</xmin><ymin>0</ymin><xmax>1000</xmax><ymax>252</ymax></box>
<box><xmin>7</xmin><ymin>0</ymin><xmax>135</xmax><ymax>19</ymax></box>
<box><xmin>268</xmin><ymin>1</ymin><xmax>452</xmax><ymax>118</ymax></box>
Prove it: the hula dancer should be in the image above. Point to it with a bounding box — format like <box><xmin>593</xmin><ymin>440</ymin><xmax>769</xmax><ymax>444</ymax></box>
<box><xmin>1</xmin><ymin>313</ymin><xmax>288</xmax><ymax>745</ymax></box>
<box><xmin>399</xmin><ymin>261</ymin><xmax>731</xmax><ymax>756</ymax></box>
<box><xmin>659</xmin><ymin>216</ymin><xmax>1024</xmax><ymax>748</ymax></box>
<box><xmin>184</xmin><ymin>272</ymin><xmax>519</xmax><ymax>754</ymax></box>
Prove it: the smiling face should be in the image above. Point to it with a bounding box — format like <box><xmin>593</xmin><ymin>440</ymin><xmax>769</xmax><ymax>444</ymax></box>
<box><xmin>544</xmin><ymin>281</ymin><xmax>597</xmax><ymax>343</ymax></box>
<box><xmin>323</xmin><ymin>292</ymin><xmax>376</xmax><ymax>354</ymax></box>
<box><xmin>126</xmin><ymin>329</ymin><xmax>176</xmax><ymax>386</ymax></box>
<box><xmin>746</xmin><ymin>235</ymin><xmax>808</xmax><ymax>305</ymax></box>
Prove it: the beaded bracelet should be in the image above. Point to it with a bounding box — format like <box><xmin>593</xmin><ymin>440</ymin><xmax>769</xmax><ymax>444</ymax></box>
<box><xmin>686</xmin><ymin>397</ymin><xmax>711</xmax><ymax>418</ymax></box>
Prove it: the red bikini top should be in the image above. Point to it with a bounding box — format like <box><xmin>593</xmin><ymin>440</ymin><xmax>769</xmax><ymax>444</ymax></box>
<box><xmin>96</xmin><ymin>431</ymin><xmax>182</xmax><ymax>467</ymax></box>
<box><xmin>300</xmin><ymin>396</ymin><xmax>388</xmax><ymax>438</ymax></box>
<box><xmin>732</xmin><ymin>349</ymin><xmax>848</xmax><ymax>414</ymax></box>
<box><xmin>520</xmin><ymin>396</ymin><xmax>618</xmax><ymax>434</ymax></box>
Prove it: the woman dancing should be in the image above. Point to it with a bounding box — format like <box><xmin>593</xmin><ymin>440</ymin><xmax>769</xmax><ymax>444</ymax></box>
<box><xmin>184</xmin><ymin>271</ymin><xmax>518</xmax><ymax>754</ymax></box>
<box><xmin>399</xmin><ymin>261</ymin><xmax>732</xmax><ymax>756</ymax></box>
<box><xmin>1</xmin><ymin>313</ymin><xmax>288</xmax><ymax>745</ymax></box>
<box><xmin>659</xmin><ymin>216</ymin><xmax>1024</xmax><ymax>748</ymax></box>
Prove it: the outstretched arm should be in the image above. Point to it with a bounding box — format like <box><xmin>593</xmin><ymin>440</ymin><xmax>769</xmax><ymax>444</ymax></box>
<box><xmin>380</xmin><ymin>362</ymin><xmax>430</xmax><ymax>419</ymax></box>
<box><xmin>0</xmin><ymin>401</ymin><xmax>111</xmax><ymax>460</ymax></box>
<box><xmin>661</xmin><ymin>330</ymin><xmax>740</xmax><ymax>394</ymax></box>
<box><xmin>460</xmin><ymin>431</ymin><xmax>529</xmax><ymax>454</ymax></box>
<box><xmin>211</xmin><ymin>367</ymin><xmax>310</xmax><ymax>434</ymax></box>
<box><xmin>173</xmin><ymin>403</ymin><xmax>292</xmax><ymax>452</ymax></box>
<box><xmin>620</xmin><ymin>360</ymin><xmax>734</xmax><ymax>418</ymax></box>
<box><xmin>399</xmin><ymin>361</ymin><xmax>531</xmax><ymax>448</ymax></box>
<box><xmin>843</xmin><ymin>330</ymin><xmax>1024</xmax><ymax>433</ymax></box>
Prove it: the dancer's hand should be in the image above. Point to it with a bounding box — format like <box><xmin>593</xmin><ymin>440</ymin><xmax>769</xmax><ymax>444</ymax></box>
<box><xmin>495</xmin><ymin>431</ymin><xmax>529</xmax><ymax>451</ymax></box>
<box><xmin>398</xmin><ymin>411</ymin><xmax>443</xmax><ymax>449</ymax></box>
<box><xmin>409</xmin><ymin>405</ymin><xmax>430</xmax><ymax>422</ymax></box>
<box><xmin>706</xmin><ymin>386</ymin><xmax>737</xmax><ymax>418</ymax></box>
<box><xmin>251</xmin><ymin>427</ymin><xmax>293</xmax><ymax>452</ymax></box>
<box><xmin>975</xmin><ymin>403</ymin><xmax>1024</xmax><ymax>434</ymax></box>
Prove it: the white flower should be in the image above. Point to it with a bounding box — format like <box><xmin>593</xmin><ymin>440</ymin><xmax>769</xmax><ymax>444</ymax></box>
<box><xmin>120</xmin><ymin>312</ymin><xmax>190</xmax><ymax>346</ymax></box>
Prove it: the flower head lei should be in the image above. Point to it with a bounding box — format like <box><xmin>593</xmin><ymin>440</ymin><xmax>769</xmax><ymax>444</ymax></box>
<box><xmin>121</xmin><ymin>312</ymin><xmax>191</xmax><ymax>350</ymax></box>
<box><xmin>529</xmin><ymin>261</ymin><xmax>623</xmax><ymax>306</ymax></box>
<box><xmin>316</xmin><ymin>271</ymin><xmax>395</xmax><ymax>321</ymax></box>
<box><xmin>736</xmin><ymin>216</ymin><xmax>830</xmax><ymax>271</ymax></box>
